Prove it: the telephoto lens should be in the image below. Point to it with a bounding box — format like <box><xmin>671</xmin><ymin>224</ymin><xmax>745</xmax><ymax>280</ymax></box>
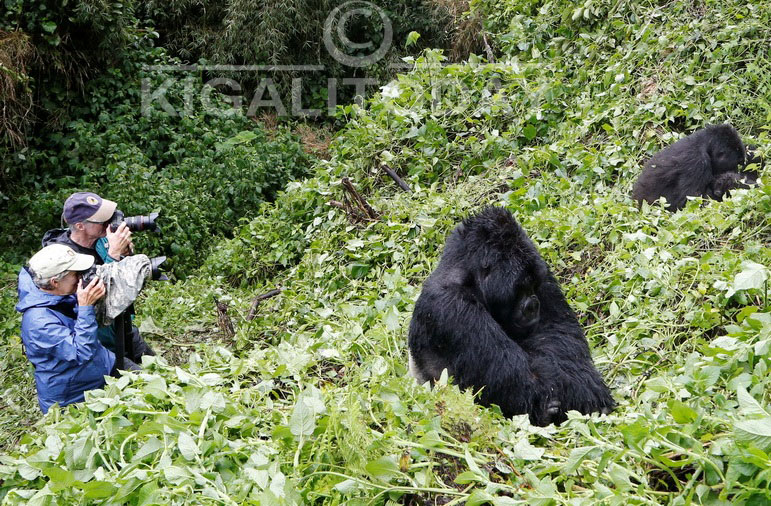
<box><xmin>150</xmin><ymin>256</ymin><xmax>168</xmax><ymax>281</ymax></box>
<box><xmin>110</xmin><ymin>210</ymin><xmax>161</xmax><ymax>233</ymax></box>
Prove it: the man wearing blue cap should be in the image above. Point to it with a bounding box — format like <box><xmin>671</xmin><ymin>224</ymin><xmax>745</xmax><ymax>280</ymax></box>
<box><xmin>16</xmin><ymin>244</ymin><xmax>115</xmax><ymax>413</ymax></box>
<box><xmin>42</xmin><ymin>191</ymin><xmax>133</xmax><ymax>265</ymax></box>
<box><xmin>42</xmin><ymin>191</ymin><xmax>155</xmax><ymax>361</ymax></box>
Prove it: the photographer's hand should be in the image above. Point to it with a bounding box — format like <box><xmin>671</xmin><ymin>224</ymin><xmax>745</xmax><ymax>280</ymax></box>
<box><xmin>106</xmin><ymin>222</ymin><xmax>133</xmax><ymax>259</ymax></box>
<box><xmin>77</xmin><ymin>277</ymin><xmax>106</xmax><ymax>306</ymax></box>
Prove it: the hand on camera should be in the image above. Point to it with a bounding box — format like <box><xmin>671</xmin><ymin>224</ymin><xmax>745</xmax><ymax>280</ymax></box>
<box><xmin>77</xmin><ymin>277</ymin><xmax>105</xmax><ymax>306</ymax></box>
<box><xmin>106</xmin><ymin>222</ymin><xmax>133</xmax><ymax>259</ymax></box>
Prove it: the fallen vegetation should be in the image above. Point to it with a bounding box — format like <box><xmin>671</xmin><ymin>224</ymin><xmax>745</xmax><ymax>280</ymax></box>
<box><xmin>1</xmin><ymin>0</ymin><xmax>770</xmax><ymax>504</ymax></box>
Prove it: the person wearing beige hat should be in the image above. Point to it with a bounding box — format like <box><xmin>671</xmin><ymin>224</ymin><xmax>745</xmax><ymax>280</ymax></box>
<box><xmin>16</xmin><ymin>244</ymin><xmax>116</xmax><ymax>413</ymax></box>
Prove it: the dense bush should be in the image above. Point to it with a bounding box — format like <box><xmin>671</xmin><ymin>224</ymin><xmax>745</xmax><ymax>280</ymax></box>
<box><xmin>0</xmin><ymin>0</ymin><xmax>140</xmax><ymax>149</ymax></box>
<box><xmin>137</xmin><ymin>0</ymin><xmax>459</xmax><ymax>109</ymax></box>
<box><xmin>1</xmin><ymin>45</ymin><xmax>313</xmax><ymax>275</ymax></box>
<box><xmin>2</xmin><ymin>0</ymin><xmax>771</xmax><ymax>504</ymax></box>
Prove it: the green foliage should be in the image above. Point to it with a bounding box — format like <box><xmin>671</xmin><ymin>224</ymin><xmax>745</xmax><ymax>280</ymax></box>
<box><xmin>0</xmin><ymin>0</ymin><xmax>142</xmax><ymax>150</ymax></box>
<box><xmin>201</xmin><ymin>181</ymin><xmax>328</xmax><ymax>286</ymax></box>
<box><xmin>1</xmin><ymin>0</ymin><xmax>138</xmax><ymax>50</ymax></box>
<box><xmin>3</xmin><ymin>0</ymin><xmax>771</xmax><ymax>504</ymax></box>
<box><xmin>0</xmin><ymin>262</ymin><xmax>37</xmax><ymax>453</ymax></box>
<box><xmin>1</xmin><ymin>47</ymin><xmax>313</xmax><ymax>275</ymax></box>
<box><xmin>137</xmin><ymin>0</ymin><xmax>457</xmax><ymax>107</ymax></box>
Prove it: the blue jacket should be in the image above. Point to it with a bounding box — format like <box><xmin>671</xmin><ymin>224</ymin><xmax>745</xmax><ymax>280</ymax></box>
<box><xmin>16</xmin><ymin>267</ymin><xmax>115</xmax><ymax>413</ymax></box>
<box><xmin>42</xmin><ymin>230</ymin><xmax>118</xmax><ymax>349</ymax></box>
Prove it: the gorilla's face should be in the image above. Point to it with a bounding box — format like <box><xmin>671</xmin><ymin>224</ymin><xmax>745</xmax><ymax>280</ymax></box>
<box><xmin>513</xmin><ymin>287</ymin><xmax>540</xmax><ymax>331</ymax></box>
<box><xmin>711</xmin><ymin>145</ymin><xmax>745</xmax><ymax>174</ymax></box>
<box><xmin>444</xmin><ymin>206</ymin><xmax>546</xmax><ymax>339</ymax></box>
<box><xmin>481</xmin><ymin>262</ymin><xmax>542</xmax><ymax>339</ymax></box>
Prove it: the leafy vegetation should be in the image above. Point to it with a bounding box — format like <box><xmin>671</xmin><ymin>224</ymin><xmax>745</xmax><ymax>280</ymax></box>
<box><xmin>0</xmin><ymin>0</ymin><xmax>140</xmax><ymax>148</ymax></box>
<box><xmin>137</xmin><ymin>0</ymin><xmax>466</xmax><ymax>107</ymax></box>
<box><xmin>2</xmin><ymin>0</ymin><xmax>771</xmax><ymax>504</ymax></box>
<box><xmin>0</xmin><ymin>41</ymin><xmax>313</xmax><ymax>274</ymax></box>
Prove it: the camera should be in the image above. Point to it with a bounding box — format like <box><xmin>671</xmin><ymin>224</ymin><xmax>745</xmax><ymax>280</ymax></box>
<box><xmin>80</xmin><ymin>256</ymin><xmax>168</xmax><ymax>286</ymax></box>
<box><xmin>109</xmin><ymin>210</ymin><xmax>160</xmax><ymax>233</ymax></box>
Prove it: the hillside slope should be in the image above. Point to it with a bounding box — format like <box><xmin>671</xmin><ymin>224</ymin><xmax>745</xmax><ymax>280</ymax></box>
<box><xmin>1</xmin><ymin>0</ymin><xmax>770</xmax><ymax>504</ymax></box>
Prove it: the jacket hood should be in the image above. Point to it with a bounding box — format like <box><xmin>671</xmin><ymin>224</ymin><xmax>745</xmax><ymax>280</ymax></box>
<box><xmin>16</xmin><ymin>267</ymin><xmax>75</xmax><ymax>313</ymax></box>
<box><xmin>42</xmin><ymin>228</ymin><xmax>70</xmax><ymax>248</ymax></box>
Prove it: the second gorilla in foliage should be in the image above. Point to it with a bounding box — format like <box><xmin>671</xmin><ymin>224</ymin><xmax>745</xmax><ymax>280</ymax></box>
<box><xmin>632</xmin><ymin>124</ymin><xmax>756</xmax><ymax>211</ymax></box>
<box><xmin>408</xmin><ymin>207</ymin><xmax>614</xmax><ymax>426</ymax></box>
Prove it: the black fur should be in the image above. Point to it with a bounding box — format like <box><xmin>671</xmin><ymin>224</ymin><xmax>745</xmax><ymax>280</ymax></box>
<box><xmin>407</xmin><ymin>207</ymin><xmax>615</xmax><ymax>426</ymax></box>
<box><xmin>705</xmin><ymin>171</ymin><xmax>756</xmax><ymax>201</ymax></box>
<box><xmin>633</xmin><ymin>124</ymin><xmax>748</xmax><ymax>211</ymax></box>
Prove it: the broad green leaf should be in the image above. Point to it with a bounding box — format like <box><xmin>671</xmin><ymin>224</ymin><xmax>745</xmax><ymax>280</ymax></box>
<box><xmin>350</xmin><ymin>262</ymin><xmax>370</xmax><ymax>279</ymax></box>
<box><xmin>17</xmin><ymin>462</ymin><xmax>42</xmax><ymax>480</ymax></box>
<box><xmin>419</xmin><ymin>430</ymin><xmax>445</xmax><ymax>448</ymax></box>
<box><xmin>464</xmin><ymin>448</ymin><xmax>486</xmax><ymax>479</ymax></box>
<box><xmin>163</xmin><ymin>466</ymin><xmax>191</xmax><ymax>485</ymax></box>
<box><xmin>133</xmin><ymin>437</ymin><xmax>163</xmax><ymax>462</ymax></box>
<box><xmin>365</xmin><ymin>456</ymin><xmax>400</xmax><ymax>481</ymax></box>
<box><xmin>289</xmin><ymin>398</ymin><xmax>316</xmax><ymax>437</ymax></box>
<box><xmin>177</xmin><ymin>431</ymin><xmax>199</xmax><ymax>461</ymax></box>
<box><xmin>200</xmin><ymin>391</ymin><xmax>226</xmax><ymax>412</ymax></box>
<box><xmin>333</xmin><ymin>479</ymin><xmax>358</xmax><ymax>494</ymax></box>
<box><xmin>727</xmin><ymin>261</ymin><xmax>769</xmax><ymax>297</ymax></box>
<box><xmin>737</xmin><ymin>387</ymin><xmax>769</xmax><ymax>418</ymax></box>
<box><xmin>621</xmin><ymin>420</ymin><xmax>649</xmax><ymax>449</ymax></box>
<box><xmin>467</xmin><ymin>490</ymin><xmax>495</xmax><ymax>506</ymax></box>
<box><xmin>42</xmin><ymin>467</ymin><xmax>74</xmax><ymax>492</ymax></box>
<box><xmin>77</xmin><ymin>480</ymin><xmax>118</xmax><ymax>499</ymax></box>
<box><xmin>144</xmin><ymin>377</ymin><xmax>167</xmax><ymax>399</ymax></box>
<box><xmin>564</xmin><ymin>446</ymin><xmax>598</xmax><ymax>474</ymax></box>
<box><xmin>138</xmin><ymin>316</ymin><xmax>164</xmax><ymax>336</ymax></box>
<box><xmin>383</xmin><ymin>306</ymin><xmax>400</xmax><ymax>331</ymax></box>
<box><xmin>735</xmin><ymin>418</ymin><xmax>771</xmax><ymax>450</ymax></box>
<box><xmin>511</xmin><ymin>438</ymin><xmax>545</xmax><ymax>461</ymax></box>
<box><xmin>455</xmin><ymin>471</ymin><xmax>483</xmax><ymax>484</ymax></box>
<box><xmin>405</xmin><ymin>31</ymin><xmax>421</xmax><ymax>48</ymax></box>
<box><xmin>668</xmin><ymin>400</ymin><xmax>698</xmax><ymax>424</ymax></box>
<box><xmin>44</xmin><ymin>434</ymin><xmax>63</xmax><ymax>460</ymax></box>
<box><xmin>493</xmin><ymin>498</ymin><xmax>519</xmax><ymax>506</ymax></box>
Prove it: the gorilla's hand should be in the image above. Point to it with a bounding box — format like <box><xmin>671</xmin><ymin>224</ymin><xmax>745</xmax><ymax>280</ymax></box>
<box><xmin>529</xmin><ymin>397</ymin><xmax>563</xmax><ymax>426</ymax></box>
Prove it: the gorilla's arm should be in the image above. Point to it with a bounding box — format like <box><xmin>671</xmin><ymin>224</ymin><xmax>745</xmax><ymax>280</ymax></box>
<box><xmin>660</xmin><ymin>146</ymin><xmax>712</xmax><ymax>210</ymax></box>
<box><xmin>408</xmin><ymin>279</ymin><xmax>548</xmax><ymax>419</ymax></box>
<box><xmin>520</xmin><ymin>274</ymin><xmax>615</xmax><ymax>422</ymax></box>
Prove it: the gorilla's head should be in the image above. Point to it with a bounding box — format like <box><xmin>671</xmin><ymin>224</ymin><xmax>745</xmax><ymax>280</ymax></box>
<box><xmin>706</xmin><ymin>125</ymin><xmax>745</xmax><ymax>175</ymax></box>
<box><xmin>442</xmin><ymin>207</ymin><xmax>547</xmax><ymax>338</ymax></box>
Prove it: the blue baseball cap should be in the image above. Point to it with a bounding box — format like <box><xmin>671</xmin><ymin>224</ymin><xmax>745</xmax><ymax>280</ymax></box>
<box><xmin>63</xmin><ymin>192</ymin><xmax>117</xmax><ymax>224</ymax></box>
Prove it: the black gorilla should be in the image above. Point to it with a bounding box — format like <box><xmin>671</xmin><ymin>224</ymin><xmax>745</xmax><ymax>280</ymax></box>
<box><xmin>407</xmin><ymin>207</ymin><xmax>615</xmax><ymax>426</ymax></box>
<box><xmin>632</xmin><ymin>124</ymin><xmax>749</xmax><ymax>211</ymax></box>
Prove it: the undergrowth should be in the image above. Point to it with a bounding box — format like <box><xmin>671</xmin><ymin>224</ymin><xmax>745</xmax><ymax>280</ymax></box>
<box><xmin>1</xmin><ymin>0</ymin><xmax>771</xmax><ymax>504</ymax></box>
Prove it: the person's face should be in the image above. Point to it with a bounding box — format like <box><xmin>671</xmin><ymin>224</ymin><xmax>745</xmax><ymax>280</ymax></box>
<box><xmin>50</xmin><ymin>270</ymin><xmax>80</xmax><ymax>295</ymax></box>
<box><xmin>79</xmin><ymin>221</ymin><xmax>110</xmax><ymax>242</ymax></box>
